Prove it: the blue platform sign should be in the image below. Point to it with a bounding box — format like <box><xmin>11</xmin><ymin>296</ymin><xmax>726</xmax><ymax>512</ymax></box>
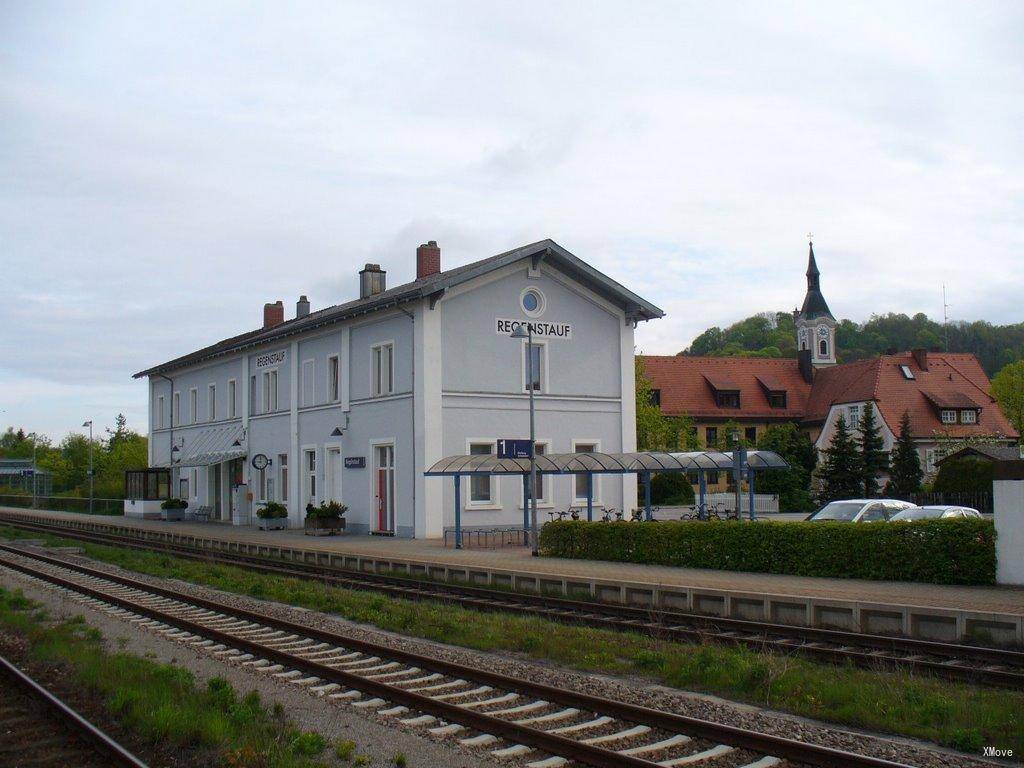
<box><xmin>344</xmin><ymin>457</ymin><xmax>366</xmax><ymax>469</ymax></box>
<box><xmin>21</xmin><ymin>469</ymin><xmax>34</xmax><ymax>477</ymax></box>
<box><xmin>497</xmin><ymin>439</ymin><xmax>533</xmax><ymax>459</ymax></box>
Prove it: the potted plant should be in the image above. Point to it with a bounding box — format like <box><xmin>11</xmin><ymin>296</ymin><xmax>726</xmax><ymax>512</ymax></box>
<box><xmin>256</xmin><ymin>501</ymin><xmax>289</xmax><ymax>530</ymax></box>
<box><xmin>160</xmin><ymin>497</ymin><xmax>188</xmax><ymax>521</ymax></box>
<box><xmin>304</xmin><ymin>500</ymin><xmax>347</xmax><ymax>536</ymax></box>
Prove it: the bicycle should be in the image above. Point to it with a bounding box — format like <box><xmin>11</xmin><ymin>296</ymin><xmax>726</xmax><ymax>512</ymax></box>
<box><xmin>630</xmin><ymin>507</ymin><xmax>660</xmax><ymax>522</ymax></box>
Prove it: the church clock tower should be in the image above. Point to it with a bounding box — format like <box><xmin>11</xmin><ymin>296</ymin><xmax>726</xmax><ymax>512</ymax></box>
<box><xmin>795</xmin><ymin>240</ymin><xmax>836</xmax><ymax>367</ymax></box>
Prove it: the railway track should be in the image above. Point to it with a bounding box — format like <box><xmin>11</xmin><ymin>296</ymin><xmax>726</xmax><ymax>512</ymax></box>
<box><xmin>1</xmin><ymin>513</ymin><xmax>1021</xmax><ymax>688</ymax></box>
<box><xmin>0</xmin><ymin>649</ymin><xmax>149</xmax><ymax>768</ymax></box>
<box><xmin>0</xmin><ymin>543</ymin><xmax>913</xmax><ymax>768</ymax></box>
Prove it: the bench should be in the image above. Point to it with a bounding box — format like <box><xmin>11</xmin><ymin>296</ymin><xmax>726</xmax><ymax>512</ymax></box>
<box><xmin>191</xmin><ymin>505</ymin><xmax>213</xmax><ymax>523</ymax></box>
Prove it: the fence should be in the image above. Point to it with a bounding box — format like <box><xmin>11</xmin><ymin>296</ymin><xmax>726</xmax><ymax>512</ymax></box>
<box><xmin>443</xmin><ymin>527</ymin><xmax>529</xmax><ymax>549</ymax></box>
<box><xmin>910</xmin><ymin>491</ymin><xmax>993</xmax><ymax>514</ymax></box>
<box><xmin>0</xmin><ymin>494</ymin><xmax>124</xmax><ymax>516</ymax></box>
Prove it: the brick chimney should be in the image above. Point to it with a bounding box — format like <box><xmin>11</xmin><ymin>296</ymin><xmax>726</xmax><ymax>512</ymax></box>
<box><xmin>798</xmin><ymin>348</ymin><xmax>814</xmax><ymax>384</ymax></box>
<box><xmin>263</xmin><ymin>300</ymin><xmax>284</xmax><ymax>329</ymax></box>
<box><xmin>912</xmin><ymin>348</ymin><xmax>928</xmax><ymax>371</ymax></box>
<box><xmin>416</xmin><ymin>240</ymin><xmax>441</xmax><ymax>279</ymax></box>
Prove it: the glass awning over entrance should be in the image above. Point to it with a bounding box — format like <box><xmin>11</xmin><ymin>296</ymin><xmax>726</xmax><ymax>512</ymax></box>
<box><xmin>176</xmin><ymin>424</ymin><xmax>246</xmax><ymax>467</ymax></box>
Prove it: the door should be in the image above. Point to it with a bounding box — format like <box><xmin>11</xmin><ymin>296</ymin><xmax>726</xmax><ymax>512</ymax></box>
<box><xmin>326</xmin><ymin>447</ymin><xmax>343</xmax><ymax>504</ymax></box>
<box><xmin>374</xmin><ymin>444</ymin><xmax>395</xmax><ymax>534</ymax></box>
<box><xmin>210</xmin><ymin>466</ymin><xmax>222</xmax><ymax>519</ymax></box>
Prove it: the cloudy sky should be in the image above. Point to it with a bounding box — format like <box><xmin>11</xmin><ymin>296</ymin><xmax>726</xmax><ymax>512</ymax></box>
<box><xmin>2</xmin><ymin>1</ymin><xmax>1022</xmax><ymax>441</ymax></box>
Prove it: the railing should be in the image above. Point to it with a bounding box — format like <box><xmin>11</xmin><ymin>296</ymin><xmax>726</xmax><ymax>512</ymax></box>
<box><xmin>703</xmin><ymin>492</ymin><xmax>780</xmax><ymax>514</ymax></box>
<box><xmin>909</xmin><ymin>491</ymin><xmax>993</xmax><ymax>514</ymax></box>
<box><xmin>0</xmin><ymin>495</ymin><xmax>124</xmax><ymax>516</ymax></box>
<box><xmin>444</xmin><ymin>527</ymin><xmax>528</xmax><ymax>549</ymax></box>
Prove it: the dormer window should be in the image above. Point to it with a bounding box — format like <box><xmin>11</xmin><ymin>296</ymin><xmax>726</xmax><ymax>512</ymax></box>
<box><xmin>940</xmin><ymin>409</ymin><xmax>956</xmax><ymax>425</ymax></box>
<box><xmin>961</xmin><ymin>409</ymin><xmax>977</xmax><ymax>424</ymax></box>
<box><xmin>717</xmin><ymin>392</ymin><xmax>740</xmax><ymax>408</ymax></box>
<box><xmin>768</xmin><ymin>392</ymin><xmax>787</xmax><ymax>409</ymax></box>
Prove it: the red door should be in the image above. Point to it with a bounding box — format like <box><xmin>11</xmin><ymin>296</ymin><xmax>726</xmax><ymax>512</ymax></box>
<box><xmin>374</xmin><ymin>444</ymin><xmax>394</xmax><ymax>534</ymax></box>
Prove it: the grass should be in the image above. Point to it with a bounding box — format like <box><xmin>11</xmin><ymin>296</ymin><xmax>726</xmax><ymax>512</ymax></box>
<box><xmin>1</xmin><ymin>524</ymin><xmax>1020</xmax><ymax>756</ymax></box>
<box><xmin>0</xmin><ymin>586</ymin><xmax>336</xmax><ymax>768</ymax></box>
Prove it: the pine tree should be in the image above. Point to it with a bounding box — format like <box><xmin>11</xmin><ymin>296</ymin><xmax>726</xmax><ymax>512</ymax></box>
<box><xmin>858</xmin><ymin>402</ymin><xmax>888</xmax><ymax>497</ymax></box>
<box><xmin>820</xmin><ymin>414</ymin><xmax>863</xmax><ymax>502</ymax></box>
<box><xmin>886</xmin><ymin>411</ymin><xmax>923</xmax><ymax>499</ymax></box>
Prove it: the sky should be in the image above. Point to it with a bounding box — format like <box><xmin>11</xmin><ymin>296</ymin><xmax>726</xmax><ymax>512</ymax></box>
<box><xmin>2</xmin><ymin>1</ymin><xmax>1022</xmax><ymax>441</ymax></box>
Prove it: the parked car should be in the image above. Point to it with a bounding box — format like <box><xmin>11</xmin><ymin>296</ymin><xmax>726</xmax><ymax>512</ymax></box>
<box><xmin>889</xmin><ymin>505</ymin><xmax>982</xmax><ymax>521</ymax></box>
<box><xmin>806</xmin><ymin>499</ymin><xmax>917</xmax><ymax>523</ymax></box>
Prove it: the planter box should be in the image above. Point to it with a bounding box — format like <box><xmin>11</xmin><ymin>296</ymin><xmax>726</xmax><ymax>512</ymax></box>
<box><xmin>304</xmin><ymin>517</ymin><xmax>345</xmax><ymax>536</ymax></box>
<box><xmin>161</xmin><ymin>507</ymin><xmax>186</xmax><ymax>522</ymax></box>
<box><xmin>257</xmin><ymin>518</ymin><xmax>288</xmax><ymax>531</ymax></box>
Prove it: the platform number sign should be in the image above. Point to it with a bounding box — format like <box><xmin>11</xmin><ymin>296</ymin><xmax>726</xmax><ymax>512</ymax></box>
<box><xmin>497</xmin><ymin>439</ymin><xmax>533</xmax><ymax>459</ymax></box>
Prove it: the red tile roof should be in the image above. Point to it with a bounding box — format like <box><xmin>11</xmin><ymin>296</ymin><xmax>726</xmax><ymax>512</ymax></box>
<box><xmin>639</xmin><ymin>356</ymin><xmax>812</xmax><ymax>419</ymax></box>
<box><xmin>641</xmin><ymin>351</ymin><xmax>1018</xmax><ymax>440</ymax></box>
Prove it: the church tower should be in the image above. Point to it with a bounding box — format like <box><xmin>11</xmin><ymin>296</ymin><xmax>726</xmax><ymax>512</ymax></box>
<box><xmin>795</xmin><ymin>240</ymin><xmax>836</xmax><ymax>367</ymax></box>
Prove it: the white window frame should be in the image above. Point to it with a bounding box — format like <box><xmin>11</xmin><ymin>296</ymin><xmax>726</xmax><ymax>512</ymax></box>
<box><xmin>227</xmin><ymin>379</ymin><xmax>237</xmax><ymax>419</ymax></box>
<box><xmin>940</xmin><ymin>409</ymin><xmax>957</xmax><ymax>425</ymax></box>
<box><xmin>249</xmin><ymin>375</ymin><xmax>257</xmax><ymax>416</ymax></box>
<box><xmin>173</xmin><ymin>392</ymin><xmax>181</xmax><ymax>426</ymax></box>
<box><xmin>521</xmin><ymin>339</ymin><xmax>548</xmax><ymax>393</ymax></box>
<box><xmin>156</xmin><ymin>396</ymin><xmax>165</xmax><ymax>429</ymax></box>
<box><xmin>572</xmin><ymin>439</ymin><xmax>601</xmax><ymax>504</ymax></box>
<box><xmin>190</xmin><ymin>468</ymin><xmax>198</xmax><ymax>500</ymax></box>
<box><xmin>301</xmin><ymin>358</ymin><xmax>315</xmax><ymax>407</ymax></box>
<box><xmin>847</xmin><ymin>404</ymin><xmax>861</xmax><ymax>429</ymax></box>
<box><xmin>519</xmin><ymin>439</ymin><xmax>552</xmax><ymax>508</ymax></box>
<box><xmin>207</xmin><ymin>383</ymin><xmax>216</xmax><ymax>422</ymax></box>
<box><xmin>925</xmin><ymin>448</ymin><xmax>937</xmax><ymax>473</ymax></box>
<box><xmin>263</xmin><ymin>369</ymin><xmax>279</xmax><ymax>413</ymax></box>
<box><xmin>372</xmin><ymin>341</ymin><xmax>395</xmax><ymax>397</ymax></box>
<box><xmin>302</xmin><ymin>445</ymin><xmax>318</xmax><ymax>507</ymax></box>
<box><xmin>189</xmin><ymin>388</ymin><xmax>198</xmax><ymax>425</ymax></box>
<box><xmin>328</xmin><ymin>355</ymin><xmax>340</xmax><ymax>402</ymax></box>
<box><xmin>278</xmin><ymin>453</ymin><xmax>289</xmax><ymax>503</ymax></box>
<box><xmin>961</xmin><ymin>409</ymin><xmax>977</xmax><ymax>424</ymax></box>
<box><xmin>465</xmin><ymin>438</ymin><xmax>500</xmax><ymax>509</ymax></box>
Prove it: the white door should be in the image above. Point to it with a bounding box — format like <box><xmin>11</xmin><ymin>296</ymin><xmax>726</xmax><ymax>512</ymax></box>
<box><xmin>373</xmin><ymin>444</ymin><xmax>395</xmax><ymax>534</ymax></box>
<box><xmin>326</xmin><ymin>447</ymin><xmax>343</xmax><ymax>504</ymax></box>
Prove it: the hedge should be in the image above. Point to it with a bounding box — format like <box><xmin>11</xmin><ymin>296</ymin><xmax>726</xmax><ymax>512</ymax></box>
<box><xmin>538</xmin><ymin>518</ymin><xmax>996</xmax><ymax>585</ymax></box>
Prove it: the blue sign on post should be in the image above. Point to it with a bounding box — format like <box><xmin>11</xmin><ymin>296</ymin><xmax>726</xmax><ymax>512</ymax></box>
<box><xmin>21</xmin><ymin>469</ymin><xmax>34</xmax><ymax>477</ymax></box>
<box><xmin>497</xmin><ymin>439</ymin><xmax>533</xmax><ymax>459</ymax></box>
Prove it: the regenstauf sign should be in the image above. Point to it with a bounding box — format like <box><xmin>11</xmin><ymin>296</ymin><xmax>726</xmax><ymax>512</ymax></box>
<box><xmin>255</xmin><ymin>349</ymin><xmax>286</xmax><ymax>369</ymax></box>
<box><xmin>495</xmin><ymin>318</ymin><xmax>573</xmax><ymax>340</ymax></box>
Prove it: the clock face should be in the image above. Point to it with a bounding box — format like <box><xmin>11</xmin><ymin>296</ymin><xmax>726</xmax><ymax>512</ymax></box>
<box><xmin>817</xmin><ymin>325</ymin><xmax>831</xmax><ymax>339</ymax></box>
<box><xmin>251</xmin><ymin>453</ymin><xmax>270</xmax><ymax>470</ymax></box>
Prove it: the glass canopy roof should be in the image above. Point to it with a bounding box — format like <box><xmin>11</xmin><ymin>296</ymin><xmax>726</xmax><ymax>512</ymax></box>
<box><xmin>425</xmin><ymin>450</ymin><xmax>788</xmax><ymax>476</ymax></box>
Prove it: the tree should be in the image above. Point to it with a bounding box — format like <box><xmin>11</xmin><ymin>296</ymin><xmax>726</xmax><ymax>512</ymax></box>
<box><xmin>819</xmin><ymin>414</ymin><xmax>863</xmax><ymax>502</ymax></box>
<box><xmin>885</xmin><ymin>411</ymin><xmax>922</xmax><ymax>499</ymax></box>
<box><xmin>635</xmin><ymin>358</ymin><xmax>698</xmax><ymax>452</ymax></box>
<box><xmin>858</xmin><ymin>402</ymin><xmax>888</xmax><ymax>496</ymax></box>
<box><xmin>992</xmin><ymin>361</ymin><xmax>1024</xmax><ymax>439</ymax></box>
<box><xmin>756</xmin><ymin>423</ymin><xmax>817</xmax><ymax>513</ymax></box>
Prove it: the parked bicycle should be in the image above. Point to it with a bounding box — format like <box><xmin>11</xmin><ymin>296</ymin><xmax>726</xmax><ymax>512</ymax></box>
<box><xmin>629</xmin><ymin>507</ymin><xmax>660</xmax><ymax>521</ymax></box>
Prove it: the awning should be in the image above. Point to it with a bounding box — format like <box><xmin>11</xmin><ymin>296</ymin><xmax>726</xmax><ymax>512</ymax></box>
<box><xmin>176</xmin><ymin>424</ymin><xmax>246</xmax><ymax>467</ymax></box>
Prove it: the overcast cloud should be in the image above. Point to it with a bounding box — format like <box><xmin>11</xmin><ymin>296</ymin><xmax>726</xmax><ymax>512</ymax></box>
<box><xmin>2</xmin><ymin>1</ymin><xmax>1022</xmax><ymax>440</ymax></box>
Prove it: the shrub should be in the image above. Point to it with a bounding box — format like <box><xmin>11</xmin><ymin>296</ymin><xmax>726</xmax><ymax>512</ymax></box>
<box><xmin>305</xmin><ymin>501</ymin><xmax>348</xmax><ymax>520</ymax></box>
<box><xmin>648</xmin><ymin>472</ymin><xmax>695</xmax><ymax>505</ymax></box>
<box><xmin>256</xmin><ymin>501</ymin><xmax>288</xmax><ymax>519</ymax></box>
<box><xmin>933</xmin><ymin>457</ymin><xmax>993</xmax><ymax>494</ymax></box>
<box><xmin>538</xmin><ymin>518</ymin><xmax>996</xmax><ymax>585</ymax></box>
<box><xmin>160</xmin><ymin>498</ymin><xmax>188</xmax><ymax>510</ymax></box>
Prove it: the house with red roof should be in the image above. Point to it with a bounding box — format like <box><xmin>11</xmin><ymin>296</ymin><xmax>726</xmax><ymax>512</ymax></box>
<box><xmin>640</xmin><ymin>244</ymin><xmax>1017</xmax><ymax>486</ymax></box>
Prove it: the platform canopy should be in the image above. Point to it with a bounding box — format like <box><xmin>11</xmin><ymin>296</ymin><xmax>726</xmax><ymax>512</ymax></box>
<box><xmin>176</xmin><ymin>423</ymin><xmax>246</xmax><ymax>467</ymax></box>
<box><xmin>425</xmin><ymin>449</ymin><xmax>788</xmax><ymax>476</ymax></box>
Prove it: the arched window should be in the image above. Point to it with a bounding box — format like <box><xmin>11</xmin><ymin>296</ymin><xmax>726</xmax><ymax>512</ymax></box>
<box><xmin>819</xmin><ymin>339</ymin><xmax>828</xmax><ymax>357</ymax></box>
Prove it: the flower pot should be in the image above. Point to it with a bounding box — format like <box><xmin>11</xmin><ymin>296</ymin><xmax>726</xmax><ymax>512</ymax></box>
<box><xmin>304</xmin><ymin>517</ymin><xmax>345</xmax><ymax>536</ymax></box>
<box><xmin>161</xmin><ymin>508</ymin><xmax>185</xmax><ymax>522</ymax></box>
<box><xmin>258</xmin><ymin>518</ymin><xmax>288</xmax><ymax>531</ymax></box>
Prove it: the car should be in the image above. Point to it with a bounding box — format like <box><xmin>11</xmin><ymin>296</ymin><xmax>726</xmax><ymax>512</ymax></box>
<box><xmin>889</xmin><ymin>505</ymin><xmax>983</xmax><ymax>521</ymax></box>
<box><xmin>805</xmin><ymin>499</ymin><xmax>917</xmax><ymax>523</ymax></box>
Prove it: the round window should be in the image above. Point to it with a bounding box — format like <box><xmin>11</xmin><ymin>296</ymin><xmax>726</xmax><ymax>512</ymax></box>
<box><xmin>520</xmin><ymin>288</ymin><xmax>545</xmax><ymax>317</ymax></box>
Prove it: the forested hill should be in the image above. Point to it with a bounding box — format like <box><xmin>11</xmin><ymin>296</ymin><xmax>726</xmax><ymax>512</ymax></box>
<box><xmin>682</xmin><ymin>312</ymin><xmax>1024</xmax><ymax>377</ymax></box>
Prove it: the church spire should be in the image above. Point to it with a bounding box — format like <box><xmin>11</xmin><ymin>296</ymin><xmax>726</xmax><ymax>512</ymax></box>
<box><xmin>806</xmin><ymin>240</ymin><xmax>821</xmax><ymax>292</ymax></box>
<box><xmin>798</xmin><ymin>238</ymin><xmax>833</xmax><ymax>321</ymax></box>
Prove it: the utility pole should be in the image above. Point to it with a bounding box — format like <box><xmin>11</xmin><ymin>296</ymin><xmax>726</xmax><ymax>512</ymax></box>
<box><xmin>82</xmin><ymin>420</ymin><xmax>94</xmax><ymax>514</ymax></box>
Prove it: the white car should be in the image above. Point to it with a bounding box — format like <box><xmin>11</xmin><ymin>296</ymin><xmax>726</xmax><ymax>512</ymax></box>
<box><xmin>806</xmin><ymin>499</ymin><xmax>917</xmax><ymax>523</ymax></box>
<box><xmin>889</xmin><ymin>505</ymin><xmax>982</xmax><ymax>521</ymax></box>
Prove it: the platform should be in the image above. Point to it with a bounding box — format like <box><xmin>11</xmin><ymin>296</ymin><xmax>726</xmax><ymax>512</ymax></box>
<box><xmin>2</xmin><ymin>506</ymin><xmax>1022</xmax><ymax>644</ymax></box>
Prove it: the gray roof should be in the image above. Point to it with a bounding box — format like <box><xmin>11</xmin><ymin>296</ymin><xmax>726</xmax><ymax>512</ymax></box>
<box><xmin>134</xmin><ymin>239</ymin><xmax>664</xmax><ymax>378</ymax></box>
<box><xmin>938</xmin><ymin>444</ymin><xmax>1021</xmax><ymax>464</ymax></box>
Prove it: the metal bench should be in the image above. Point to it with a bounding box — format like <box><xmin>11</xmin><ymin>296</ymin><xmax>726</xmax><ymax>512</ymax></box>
<box><xmin>190</xmin><ymin>505</ymin><xmax>213</xmax><ymax>523</ymax></box>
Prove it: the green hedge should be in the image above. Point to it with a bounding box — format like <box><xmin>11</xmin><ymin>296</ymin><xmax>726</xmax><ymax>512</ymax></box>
<box><xmin>538</xmin><ymin>519</ymin><xmax>996</xmax><ymax>585</ymax></box>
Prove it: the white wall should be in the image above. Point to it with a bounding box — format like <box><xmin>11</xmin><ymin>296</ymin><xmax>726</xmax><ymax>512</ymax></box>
<box><xmin>994</xmin><ymin>479</ymin><xmax>1024</xmax><ymax>585</ymax></box>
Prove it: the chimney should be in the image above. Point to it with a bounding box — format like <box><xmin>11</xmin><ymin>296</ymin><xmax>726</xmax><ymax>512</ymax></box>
<box><xmin>296</xmin><ymin>295</ymin><xmax>310</xmax><ymax>319</ymax></box>
<box><xmin>416</xmin><ymin>240</ymin><xmax>441</xmax><ymax>279</ymax></box>
<box><xmin>359</xmin><ymin>264</ymin><xmax>386</xmax><ymax>299</ymax></box>
<box><xmin>263</xmin><ymin>300</ymin><xmax>284</xmax><ymax>329</ymax></box>
<box><xmin>912</xmin><ymin>348</ymin><xmax>929</xmax><ymax>371</ymax></box>
<box><xmin>798</xmin><ymin>348</ymin><xmax>814</xmax><ymax>384</ymax></box>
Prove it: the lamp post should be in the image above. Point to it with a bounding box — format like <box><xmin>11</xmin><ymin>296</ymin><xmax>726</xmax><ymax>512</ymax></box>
<box><xmin>82</xmin><ymin>420</ymin><xmax>94</xmax><ymax>514</ymax></box>
<box><xmin>730</xmin><ymin>429</ymin><xmax>741</xmax><ymax>519</ymax></box>
<box><xmin>28</xmin><ymin>432</ymin><xmax>38</xmax><ymax>509</ymax></box>
<box><xmin>510</xmin><ymin>322</ymin><xmax>539</xmax><ymax>556</ymax></box>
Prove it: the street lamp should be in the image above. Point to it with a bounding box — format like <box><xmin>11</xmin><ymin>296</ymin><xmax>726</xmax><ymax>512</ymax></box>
<box><xmin>82</xmin><ymin>420</ymin><xmax>94</xmax><ymax>514</ymax></box>
<box><xmin>510</xmin><ymin>322</ymin><xmax>539</xmax><ymax>556</ymax></box>
<box><xmin>28</xmin><ymin>432</ymin><xmax>38</xmax><ymax>509</ymax></box>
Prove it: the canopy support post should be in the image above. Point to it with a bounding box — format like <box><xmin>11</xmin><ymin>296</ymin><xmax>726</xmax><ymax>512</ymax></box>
<box><xmin>643</xmin><ymin>471</ymin><xmax>652</xmax><ymax>521</ymax></box>
<box><xmin>453</xmin><ymin>475</ymin><xmax>462</xmax><ymax>549</ymax></box>
<box><xmin>698</xmin><ymin>470</ymin><xmax>707</xmax><ymax>520</ymax></box>
<box><xmin>748</xmin><ymin>470</ymin><xmax>757</xmax><ymax>521</ymax></box>
<box><xmin>522</xmin><ymin>474</ymin><xmax>530</xmax><ymax>544</ymax></box>
<box><xmin>586</xmin><ymin>474</ymin><xmax>593</xmax><ymax>521</ymax></box>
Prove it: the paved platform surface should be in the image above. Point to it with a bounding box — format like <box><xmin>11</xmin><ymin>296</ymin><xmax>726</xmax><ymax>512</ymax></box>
<box><xmin>4</xmin><ymin>506</ymin><xmax>1022</xmax><ymax>615</ymax></box>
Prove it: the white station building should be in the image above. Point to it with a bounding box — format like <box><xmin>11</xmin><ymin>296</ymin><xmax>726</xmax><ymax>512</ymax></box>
<box><xmin>135</xmin><ymin>240</ymin><xmax>663</xmax><ymax>537</ymax></box>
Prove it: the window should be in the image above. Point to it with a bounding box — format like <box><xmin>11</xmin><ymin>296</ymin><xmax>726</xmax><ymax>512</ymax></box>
<box><xmin>173</xmin><ymin>392</ymin><xmax>180</xmax><ymax>426</ymax></box>
<box><xmin>716</xmin><ymin>392</ymin><xmax>740</xmax><ymax>408</ymax></box>
<box><xmin>848</xmin><ymin>405</ymin><xmax>861</xmax><ymax>429</ymax></box>
<box><xmin>156</xmin><ymin>396</ymin><xmax>165</xmax><ymax>429</ymax></box>
<box><xmin>705</xmin><ymin>426</ymin><xmax>718</xmax><ymax>447</ymax></box>
<box><xmin>304</xmin><ymin>449</ymin><xmax>317</xmax><ymax>504</ymax></box>
<box><xmin>249</xmin><ymin>375</ymin><xmax>257</xmax><ymax>416</ymax></box>
<box><xmin>257</xmin><ymin>467</ymin><xmax>266</xmax><ymax>501</ymax></box>
<box><xmin>961</xmin><ymin>409</ymin><xmax>977</xmax><ymax>424</ymax></box>
<box><xmin>520</xmin><ymin>287</ymin><xmax>545</xmax><ymax>317</ymax></box>
<box><xmin>228</xmin><ymin>380</ymin><xmax>237</xmax><ymax>419</ymax></box>
<box><xmin>925</xmin><ymin>448</ymin><xmax>937</xmax><ymax>473</ymax></box>
<box><xmin>530</xmin><ymin>443</ymin><xmax>549</xmax><ymax>504</ymax></box>
<box><xmin>819</xmin><ymin>339</ymin><xmax>828</xmax><ymax>357</ymax></box>
<box><xmin>328</xmin><ymin>355</ymin><xmax>340</xmax><ymax>402</ymax></box>
<box><xmin>278</xmin><ymin>453</ymin><xmax>289</xmax><ymax>503</ymax></box>
<box><xmin>900</xmin><ymin>365</ymin><xmax>915</xmax><ymax>380</ymax></box>
<box><xmin>178</xmin><ymin>477</ymin><xmax>189</xmax><ymax>500</ymax></box>
<box><xmin>768</xmin><ymin>392</ymin><xmax>787</xmax><ymax>409</ymax></box>
<box><xmin>523</xmin><ymin>342</ymin><xmax>545</xmax><ymax>392</ymax></box>
<box><xmin>263</xmin><ymin>370</ymin><xmax>279</xmax><ymax>413</ymax></box>
<box><xmin>706</xmin><ymin>470</ymin><xmax>720</xmax><ymax>485</ymax></box>
<box><xmin>469</xmin><ymin>442</ymin><xmax>496</xmax><ymax>504</ymax></box>
<box><xmin>208</xmin><ymin>384</ymin><xmax>216</xmax><ymax>422</ymax></box>
<box><xmin>860</xmin><ymin>503</ymin><xmax>888</xmax><ymax>523</ymax></box>
<box><xmin>649</xmin><ymin>389</ymin><xmax>661</xmax><ymax>407</ymax></box>
<box><xmin>745</xmin><ymin>426</ymin><xmax>757</xmax><ymax>443</ymax></box>
<box><xmin>573</xmin><ymin>443</ymin><xmax>598</xmax><ymax>501</ymax></box>
<box><xmin>190</xmin><ymin>469</ymin><xmax>198</xmax><ymax>498</ymax></box>
<box><xmin>189</xmin><ymin>388</ymin><xmax>198</xmax><ymax>424</ymax></box>
<box><xmin>372</xmin><ymin>343</ymin><xmax>394</xmax><ymax>397</ymax></box>
<box><xmin>941</xmin><ymin>409</ymin><xmax>956</xmax><ymax>425</ymax></box>
<box><xmin>301</xmin><ymin>359</ymin><xmax>315</xmax><ymax>407</ymax></box>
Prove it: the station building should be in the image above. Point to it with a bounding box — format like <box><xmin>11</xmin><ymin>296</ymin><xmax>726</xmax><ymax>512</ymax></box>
<box><xmin>135</xmin><ymin>240</ymin><xmax>663</xmax><ymax>537</ymax></box>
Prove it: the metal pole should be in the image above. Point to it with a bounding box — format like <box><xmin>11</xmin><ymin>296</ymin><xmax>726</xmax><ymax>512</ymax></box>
<box><xmin>88</xmin><ymin>421</ymin><xmax>94</xmax><ymax>515</ymax></box>
<box><xmin>527</xmin><ymin>328</ymin><xmax>538</xmax><ymax>556</ymax></box>
<box><xmin>453</xmin><ymin>475</ymin><xmax>462</xmax><ymax>549</ymax></box>
<box><xmin>748</xmin><ymin>469</ymin><xmax>757</xmax><ymax>521</ymax></box>
<box><xmin>698</xmin><ymin>469</ymin><xmax>707</xmax><ymax>520</ymax></box>
<box><xmin>522</xmin><ymin>474</ymin><xmax>529</xmax><ymax>543</ymax></box>
<box><xmin>586</xmin><ymin>474</ymin><xmax>593</xmax><ymax>521</ymax></box>
<box><xmin>31</xmin><ymin>435</ymin><xmax>37</xmax><ymax>509</ymax></box>
<box><xmin>643</xmin><ymin>471</ymin><xmax>652</xmax><ymax>520</ymax></box>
